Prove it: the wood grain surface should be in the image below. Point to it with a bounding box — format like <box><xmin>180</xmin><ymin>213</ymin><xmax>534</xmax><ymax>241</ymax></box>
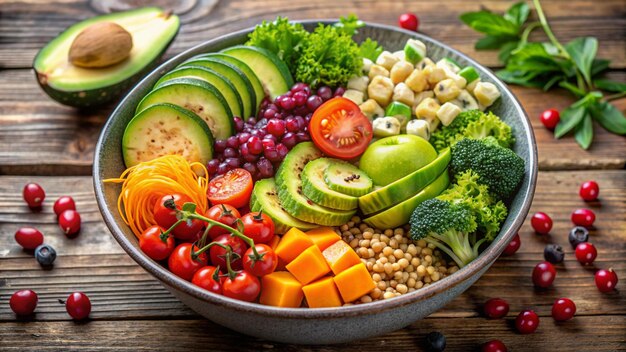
<box><xmin>1</xmin><ymin>0</ymin><xmax>625</xmax><ymax>350</ymax></box>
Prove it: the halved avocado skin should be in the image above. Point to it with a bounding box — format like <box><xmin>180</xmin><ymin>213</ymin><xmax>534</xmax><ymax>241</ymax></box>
<box><xmin>33</xmin><ymin>7</ymin><xmax>180</xmax><ymax>108</ymax></box>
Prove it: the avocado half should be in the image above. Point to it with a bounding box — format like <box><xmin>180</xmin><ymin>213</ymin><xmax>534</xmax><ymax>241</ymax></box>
<box><xmin>33</xmin><ymin>7</ymin><xmax>180</xmax><ymax>108</ymax></box>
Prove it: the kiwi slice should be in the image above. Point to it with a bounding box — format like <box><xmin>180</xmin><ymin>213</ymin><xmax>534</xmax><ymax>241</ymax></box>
<box><xmin>324</xmin><ymin>161</ymin><xmax>373</xmax><ymax>197</ymax></box>
<box><xmin>301</xmin><ymin>158</ymin><xmax>358</xmax><ymax>211</ymax></box>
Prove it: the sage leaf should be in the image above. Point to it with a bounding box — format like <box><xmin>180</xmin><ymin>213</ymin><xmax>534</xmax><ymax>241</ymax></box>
<box><xmin>555</xmin><ymin>105</ymin><xmax>586</xmax><ymax>138</ymax></box>
<box><xmin>589</xmin><ymin>101</ymin><xmax>626</xmax><ymax>135</ymax></box>
<box><xmin>574</xmin><ymin>113</ymin><xmax>593</xmax><ymax>149</ymax></box>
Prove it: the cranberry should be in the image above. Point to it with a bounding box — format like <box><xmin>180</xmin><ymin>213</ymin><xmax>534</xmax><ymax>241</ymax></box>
<box><xmin>65</xmin><ymin>292</ymin><xmax>91</xmax><ymax>320</ymax></box>
<box><xmin>575</xmin><ymin>242</ymin><xmax>597</xmax><ymax>265</ymax></box>
<box><xmin>306</xmin><ymin>95</ymin><xmax>323</xmax><ymax>111</ymax></box>
<box><xmin>281</xmin><ymin>132</ymin><xmax>298</xmax><ymax>149</ymax></box>
<box><xmin>333</xmin><ymin>87</ymin><xmax>346</xmax><ymax>97</ymax></box>
<box><xmin>398</xmin><ymin>13</ymin><xmax>419</xmax><ymax>31</ymax></box>
<box><xmin>214</xmin><ymin>139</ymin><xmax>227</xmax><ymax>153</ymax></box>
<box><xmin>595</xmin><ymin>268</ymin><xmax>618</xmax><ymax>293</ymax></box>
<box><xmin>293</xmin><ymin>91</ymin><xmax>308</xmax><ymax>106</ymax></box>
<box><xmin>571</xmin><ymin>208</ymin><xmax>595</xmax><ymax>228</ymax></box>
<box><xmin>543</xmin><ymin>244</ymin><xmax>564</xmax><ymax>264</ymax></box>
<box><xmin>483</xmin><ymin>298</ymin><xmax>509</xmax><ymax>319</ymax></box>
<box><xmin>568</xmin><ymin>226</ymin><xmax>589</xmax><ymax>248</ymax></box>
<box><xmin>207</xmin><ymin>159</ymin><xmax>220</xmax><ymax>175</ymax></box>
<box><xmin>515</xmin><ymin>310</ymin><xmax>539</xmax><ymax>334</ymax></box>
<box><xmin>233</xmin><ymin>116</ymin><xmax>244</xmax><ymax>132</ymax></box>
<box><xmin>10</xmin><ymin>290</ymin><xmax>38</xmax><ymax>315</ymax></box>
<box><xmin>53</xmin><ymin>196</ymin><xmax>76</xmax><ymax>216</ymax></box>
<box><xmin>246</xmin><ymin>136</ymin><xmax>263</xmax><ymax>155</ymax></box>
<box><xmin>316</xmin><ymin>86</ymin><xmax>333</xmax><ymax>100</ymax></box>
<box><xmin>530</xmin><ymin>212</ymin><xmax>552</xmax><ymax>235</ymax></box>
<box><xmin>482</xmin><ymin>340</ymin><xmax>507</xmax><ymax>352</ymax></box>
<box><xmin>539</xmin><ymin>109</ymin><xmax>560</xmax><ymax>130</ymax></box>
<box><xmin>267</xmin><ymin>119</ymin><xmax>286</xmax><ymax>137</ymax></box>
<box><xmin>291</xmin><ymin>82</ymin><xmax>310</xmax><ymax>93</ymax></box>
<box><xmin>285</xmin><ymin>117</ymin><xmax>299</xmax><ymax>132</ymax></box>
<box><xmin>238</xmin><ymin>132</ymin><xmax>252</xmax><ymax>145</ymax></box>
<box><xmin>279</xmin><ymin>96</ymin><xmax>295</xmax><ymax>110</ymax></box>
<box><xmin>579</xmin><ymin>180</ymin><xmax>599</xmax><ymax>201</ymax></box>
<box><xmin>23</xmin><ymin>183</ymin><xmax>45</xmax><ymax>208</ymax></box>
<box><xmin>502</xmin><ymin>233</ymin><xmax>521</xmax><ymax>256</ymax></box>
<box><xmin>58</xmin><ymin>210</ymin><xmax>81</xmax><ymax>237</ymax></box>
<box><xmin>552</xmin><ymin>298</ymin><xmax>576</xmax><ymax>321</ymax></box>
<box><xmin>532</xmin><ymin>261</ymin><xmax>556</xmax><ymax>288</ymax></box>
<box><xmin>14</xmin><ymin>227</ymin><xmax>44</xmax><ymax>250</ymax></box>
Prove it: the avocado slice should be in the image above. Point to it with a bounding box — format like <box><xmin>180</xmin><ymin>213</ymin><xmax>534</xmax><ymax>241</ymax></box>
<box><xmin>363</xmin><ymin>170</ymin><xmax>449</xmax><ymax>230</ymax></box>
<box><xmin>301</xmin><ymin>158</ymin><xmax>358</xmax><ymax>211</ymax></box>
<box><xmin>33</xmin><ymin>7</ymin><xmax>180</xmax><ymax>108</ymax></box>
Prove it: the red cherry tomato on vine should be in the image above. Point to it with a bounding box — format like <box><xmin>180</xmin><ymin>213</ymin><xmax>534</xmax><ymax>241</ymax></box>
<box><xmin>139</xmin><ymin>225</ymin><xmax>175</xmax><ymax>261</ymax></box>
<box><xmin>540</xmin><ymin>109</ymin><xmax>560</xmax><ymax>130</ymax></box>
<box><xmin>243</xmin><ymin>244</ymin><xmax>278</xmax><ymax>277</ymax></box>
<box><xmin>210</xmin><ymin>234</ymin><xmax>247</xmax><ymax>271</ymax></box>
<box><xmin>153</xmin><ymin>193</ymin><xmax>192</xmax><ymax>228</ymax></box>
<box><xmin>222</xmin><ymin>271</ymin><xmax>261</xmax><ymax>302</ymax></box>
<box><xmin>207</xmin><ymin>168</ymin><xmax>253</xmax><ymax>209</ymax></box>
<box><xmin>191</xmin><ymin>266</ymin><xmax>223</xmax><ymax>294</ymax></box>
<box><xmin>241</xmin><ymin>212</ymin><xmax>275</xmax><ymax>244</ymax></box>
<box><xmin>398</xmin><ymin>13</ymin><xmax>419</xmax><ymax>31</ymax></box>
<box><xmin>205</xmin><ymin>204</ymin><xmax>241</xmax><ymax>240</ymax></box>
<box><xmin>168</xmin><ymin>243</ymin><xmax>208</xmax><ymax>281</ymax></box>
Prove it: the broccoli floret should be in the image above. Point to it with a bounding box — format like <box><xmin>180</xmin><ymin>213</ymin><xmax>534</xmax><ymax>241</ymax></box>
<box><xmin>438</xmin><ymin>170</ymin><xmax>508</xmax><ymax>241</ymax></box>
<box><xmin>450</xmin><ymin>138</ymin><xmax>525</xmax><ymax>201</ymax></box>
<box><xmin>430</xmin><ymin>110</ymin><xmax>514</xmax><ymax>151</ymax></box>
<box><xmin>410</xmin><ymin>198</ymin><xmax>482</xmax><ymax>267</ymax></box>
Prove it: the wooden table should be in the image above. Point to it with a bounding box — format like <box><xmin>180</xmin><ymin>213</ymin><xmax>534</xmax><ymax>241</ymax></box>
<box><xmin>1</xmin><ymin>0</ymin><xmax>625</xmax><ymax>350</ymax></box>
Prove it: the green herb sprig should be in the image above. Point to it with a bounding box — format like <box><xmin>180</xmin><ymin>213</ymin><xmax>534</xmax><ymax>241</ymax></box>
<box><xmin>461</xmin><ymin>0</ymin><xmax>626</xmax><ymax>149</ymax></box>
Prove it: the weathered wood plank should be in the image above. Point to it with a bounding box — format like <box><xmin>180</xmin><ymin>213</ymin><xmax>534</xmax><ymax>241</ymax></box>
<box><xmin>1</xmin><ymin>69</ymin><xmax>625</xmax><ymax>175</ymax></box>
<box><xmin>0</xmin><ymin>0</ymin><xmax>624</xmax><ymax>69</ymax></box>
<box><xmin>1</xmin><ymin>316</ymin><xmax>625</xmax><ymax>351</ymax></box>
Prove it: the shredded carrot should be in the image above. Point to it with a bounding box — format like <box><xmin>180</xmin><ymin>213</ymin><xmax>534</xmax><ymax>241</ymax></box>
<box><xmin>104</xmin><ymin>155</ymin><xmax>209</xmax><ymax>238</ymax></box>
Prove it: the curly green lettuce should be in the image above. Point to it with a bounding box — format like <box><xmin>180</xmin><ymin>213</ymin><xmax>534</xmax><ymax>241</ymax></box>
<box><xmin>245</xmin><ymin>17</ymin><xmax>309</xmax><ymax>71</ymax></box>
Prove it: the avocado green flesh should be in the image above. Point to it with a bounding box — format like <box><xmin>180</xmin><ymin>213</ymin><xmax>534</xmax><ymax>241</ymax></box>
<box><xmin>363</xmin><ymin>170</ymin><xmax>450</xmax><ymax>230</ymax></box>
<box><xmin>250</xmin><ymin>178</ymin><xmax>318</xmax><ymax>234</ymax></box>
<box><xmin>301</xmin><ymin>158</ymin><xmax>358</xmax><ymax>211</ymax></box>
<box><xmin>122</xmin><ymin>103</ymin><xmax>214</xmax><ymax>167</ymax></box>
<box><xmin>324</xmin><ymin>162</ymin><xmax>373</xmax><ymax>197</ymax></box>
<box><xmin>154</xmin><ymin>66</ymin><xmax>244</xmax><ymax>118</ymax></box>
<box><xmin>135</xmin><ymin>78</ymin><xmax>234</xmax><ymax>140</ymax></box>
<box><xmin>179</xmin><ymin>58</ymin><xmax>255</xmax><ymax>118</ymax></box>
<box><xmin>359</xmin><ymin>149</ymin><xmax>451</xmax><ymax>215</ymax></box>
<box><xmin>34</xmin><ymin>7</ymin><xmax>179</xmax><ymax>92</ymax></box>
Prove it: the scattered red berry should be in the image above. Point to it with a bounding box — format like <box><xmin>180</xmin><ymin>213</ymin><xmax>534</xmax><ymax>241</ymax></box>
<box><xmin>575</xmin><ymin>242</ymin><xmax>597</xmax><ymax>265</ymax></box>
<box><xmin>579</xmin><ymin>180</ymin><xmax>599</xmax><ymax>201</ymax></box>
<box><xmin>532</xmin><ymin>261</ymin><xmax>556</xmax><ymax>288</ymax></box>
<box><xmin>53</xmin><ymin>196</ymin><xmax>76</xmax><ymax>216</ymax></box>
<box><xmin>65</xmin><ymin>292</ymin><xmax>91</xmax><ymax>320</ymax></box>
<box><xmin>502</xmin><ymin>233</ymin><xmax>521</xmax><ymax>256</ymax></box>
<box><xmin>14</xmin><ymin>227</ymin><xmax>44</xmax><ymax>250</ymax></box>
<box><xmin>23</xmin><ymin>183</ymin><xmax>45</xmax><ymax>208</ymax></box>
<box><xmin>531</xmin><ymin>212</ymin><xmax>552</xmax><ymax>235</ymax></box>
<box><xmin>539</xmin><ymin>109</ymin><xmax>560</xmax><ymax>130</ymax></box>
<box><xmin>571</xmin><ymin>208</ymin><xmax>595</xmax><ymax>228</ymax></box>
<box><xmin>483</xmin><ymin>298</ymin><xmax>509</xmax><ymax>319</ymax></box>
<box><xmin>398</xmin><ymin>13</ymin><xmax>419</xmax><ymax>31</ymax></box>
<box><xmin>515</xmin><ymin>310</ymin><xmax>539</xmax><ymax>334</ymax></box>
<box><xmin>9</xmin><ymin>290</ymin><xmax>38</xmax><ymax>315</ymax></box>
<box><xmin>552</xmin><ymin>298</ymin><xmax>576</xmax><ymax>321</ymax></box>
<box><xmin>482</xmin><ymin>339</ymin><xmax>508</xmax><ymax>352</ymax></box>
<box><xmin>58</xmin><ymin>209</ymin><xmax>81</xmax><ymax>237</ymax></box>
<box><xmin>595</xmin><ymin>268</ymin><xmax>618</xmax><ymax>293</ymax></box>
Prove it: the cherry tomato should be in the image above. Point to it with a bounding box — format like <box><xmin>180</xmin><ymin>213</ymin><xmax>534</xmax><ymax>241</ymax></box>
<box><xmin>222</xmin><ymin>271</ymin><xmax>261</xmax><ymax>302</ymax></box>
<box><xmin>58</xmin><ymin>210</ymin><xmax>81</xmax><ymax>237</ymax></box>
<box><xmin>153</xmin><ymin>193</ymin><xmax>193</xmax><ymax>228</ymax></box>
<box><xmin>139</xmin><ymin>225</ymin><xmax>175</xmax><ymax>261</ymax></box>
<box><xmin>65</xmin><ymin>292</ymin><xmax>91</xmax><ymax>320</ymax></box>
<box><xmin>241</xmin><ymin>212</ymin><xmax>275</xmax><ymax>244</ymax></box>
<box><xmin>53</xmin><ymin>196</ymin><xmax>76</xmax><ymax>216</ymax></box>
<box><xmin>205</xmin><ymin>204</ymin><xmax>241</xmax><ymax>240</ymax></box>
<box><xmin>540</xmin><ymin>109</ymin><xmax>560</xmax><ymax>130</ymax></box>
<box><xmin>207</xmin><ymin>168</ymin><xmax>253</xmax><ymax>209</ymax></box>
<box><xmin>10</xmin><ymin>290</ymin><xmax>38</xmax><ymax>315</ymax></box>
<box><xmin>398</xmin><ymin>13</ymin><xmax>419</xmax><ymax>31</ymax></box>
<box><xmin>168</xmin><ymin>243</ymin><xmax>208</xmax><ymax>281</ymax></box>
<box><xmin>23</xmin><ymin>183</ymin><xmax>45</xmax><ymax>208</ymax></box>
<box><xmin>309</xmin><ymin>97</ymin><xmax>373</xmax><ymax>160</ymax></box>
<box><xmin>14</xmin><ymin>227</ymin><xmax>44</xmax><ymax>250</ymax></box>
<box><xmin>243</xmin><ymin>244</ymin><xmax>278</xmax><ymax>277</ymax></box>
<box><xmin>210</xmin><ymin>234</ymin><xmax>247</xmax><ymax>271</ymax></box>
<box><xmin>191</xmin><ymin>266</ymin><xmax>223</xmax><ymax>294</ymax></box>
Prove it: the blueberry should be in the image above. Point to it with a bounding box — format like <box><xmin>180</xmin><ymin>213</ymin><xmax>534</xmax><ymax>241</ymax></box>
<box><xmin>35</xmin><ymin>244</ymin><xmax>56</xmax><ymax>266</ymax></box>
<box><xmin>544</xmin><ymin>244</ymin><xmax>564</xmax><ymax>264</ymax></box>
<box><xmin>568</xmin><ymin>226</ymin><xmax>589</xmax><ymax>248</ymax></box>
<box><xmin>425</xmin><ymin>331</ymin><xmax>446</xmax><ymax>352</ymax></box>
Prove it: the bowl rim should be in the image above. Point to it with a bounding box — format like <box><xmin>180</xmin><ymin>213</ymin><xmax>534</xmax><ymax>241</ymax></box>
<box><xmin>94</xmin><ymin>19</ymin><xmax>538</xmax><ymax>319</ymax></box>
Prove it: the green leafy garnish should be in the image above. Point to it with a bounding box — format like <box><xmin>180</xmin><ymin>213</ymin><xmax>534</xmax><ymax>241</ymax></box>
<box><xmin>246</xmin><ymin>17</ymin><xmax>308</xmax><ymax>71</ymax></box>
<box><xmin>359</xmin><ymin>38</ymin><xmax>383</xmax><ymax>62</ymax></box>
<box><xmin>460</xmin><ymin>0</ymin><xmax>626</xmax><ymax>148</ymax></box>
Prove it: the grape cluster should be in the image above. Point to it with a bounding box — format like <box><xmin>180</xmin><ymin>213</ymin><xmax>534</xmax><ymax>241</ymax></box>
<box><xmin>207</xmin><ymin>83</ymin><xmax>345</xmax><ymax>180</ymax></box>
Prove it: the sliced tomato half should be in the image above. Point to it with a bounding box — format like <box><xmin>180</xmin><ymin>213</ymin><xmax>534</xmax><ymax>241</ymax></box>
<box><xmin>309</xmin><ymin>97</ymin><xmax>373</xmax><ymax>160</ymax></box>
<box><xmin>207</xmin><ymin>168</ymin><xmax>253</xmax><ymax>209</ymax></box>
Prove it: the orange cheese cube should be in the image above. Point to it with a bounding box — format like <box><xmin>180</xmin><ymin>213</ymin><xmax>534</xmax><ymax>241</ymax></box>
<box><xmin>302</xmin><ymin>276</ymin><xmax>343</xmax><ymax>308</ymax></box>
<box><xmin>322</xmin><ymin>240</ymin><xmax>362</xmax><ymax>275</ymax></box>
<box><xmin>259</xmin><ymin>271</ymin><xmax>303</xmax><ymax>308</ymax></box>
<box><xmin>286</xmin><ymin>246</ymin><xmax>331</xmax><ymax>285</ymax></box>
<box><xmin>306</xmin><ymin>227</ymin><xmax>341</xmax><ymax>251</ymax></box>
<box><xmin>333</xmin><ymin>263</ymin><xmax>376</xmax><ymax>303</ymax></box>
<box><xmin>275</xmin><ymin>227</ymin><xmax>314</xmax><ymax>264</ymax></box>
